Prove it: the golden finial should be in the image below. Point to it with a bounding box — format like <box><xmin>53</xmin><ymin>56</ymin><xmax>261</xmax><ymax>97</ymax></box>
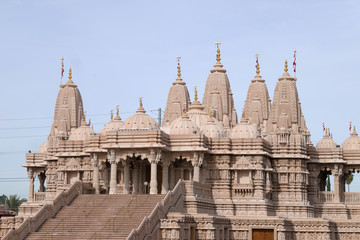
<box><xmin>242</xmin><ymin>107</ymin><xmax>245</xmax><ymax>118</ymax></box>
<box><xmin>325</xmin><ymin>127</ymin><xmax>328</xmax><ymax>136</ymax></box>
<box><xmin>69</xmin><ymin>67</ymin><xmax>72</xmax><ymax>80</ymax></box>
<box><xmin>255</xmin><ymin>53</ymin><xmax>260</xmax><ymax>75</ymax></box>
<box><xmin>84</xmin><ymin>110</ymin><xmax>87</xmax><ymax>121</ymax></box>
<box><xmin>215</xmin><ymin>41</ymin><xmax>221</xmax><ymax>63</ymax></box>
<box><xmin>284</xmin><ymin>60</ymin><xmax>288</xmax><ymax>72</ymax></box>
<box><xmin>139</xmin><ymin>97</ymin><xmax>143</xmax><ymax>108</ymax></box>
<box><xmin>193</xmin><ymin>85</ymin><xmax>198</xmax><ymax>101</ymax></box>
<box><xmin>110</xmin><ymin>109</ymin><xmax>114</xmax><ymax>120</ymax></box>
<box><xmin>183</xmin><ymin>102</ymin><xmax>187</xmax><ymax>114</ymax></box>
<box><xmin>116</xmin><ymin>104</ymin><xmax>119</xmax><ymax>117</ymax></box>
<box><xmin>177</xmin><ymin>56</ymin><xmax>181</xmax><ymax>78</ymax></box>
<box><xmin>354</xmin><ymin>125</ymin><xmax>357</xmax><ymax>133</ymax></box>
<box><xmin>331</xmin><ymin>133</ymin><xmax>333</xmax><ymax>138</ymax></box>
<box><xmin>209</xmin><ymin>107</ymin><xmax>213</xmax><ymax>118</ymax></box>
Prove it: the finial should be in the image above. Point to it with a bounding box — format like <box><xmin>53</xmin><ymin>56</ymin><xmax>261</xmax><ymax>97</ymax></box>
<box><xmin>69</xmin><ymin>67</ymin><xmax>72</xmax><ymax>80</ymax></box>
<box><xmin>325</xmin><ymin>127</ymin><xmax>328</xmax><ymax>136</ymax></box>
<box><xmin>255</xmin><ymin>53</ymin><xmax>260</xmax><ymax>75</ymax></box>
<box><xmin>139</xmin><ymin>97</ymin><xmax>143</xmax><ymax>108</ymax></box>
<box><xmin>110</xmin><ymin>109</ymin><xmax>114</xmax><ymax>120</ymax></box>
<box><xmin>331</xmin><ymin>133</ymin><xmax>333</xmax><ymax>138</ymax></box>
<box><xmin>215</xmin><ymin>41</ymin><xmax>221</xmax><ymax>63</ymax></box>
<box><xmin>350</xmin><ymin>121</ymin><xmax>352</xmax><ymax>133</ymax></box>
<box><xmin>328</xmin><ymin>128</ymin><xmax>330</xmax><ymax>137</ymax></box>
<box><xmin>116</xmin><ymin>104</ymin><xmax>119</xmax><ymax>117</ymax></box>
<box><xmin>284</xmin><ymin>60</ymin><xmax>288</xmax><ymax>72</ymax></box>
<box><xmin>242</xmin><ymin>107</ymin><xmax>245</xmax><ymax>119</ymax></box>
<box><xmin>354</xmin><ymin>125</ymin><xmax>357</xmax><ymax>133</ymax></box>
<box><xmin>88</xmin><ymin>118</ymin><xmax>91</xmax><ymax>127</ymax></box>
<box><xmin>183</xmin><ymin>102</ymin><xmax>187</xmax><ymax>114</ymax></box>
<box><xmin>193</xmin><ymin>85</ymin><xmax>198</xmax><ymax>101</ymax></box>
<box><xmin>177</xmin><ymin>56</ymin><xmax>181</xmax><ymax>78</ymax></box>
<box><xmin>92</xmin><ymin>125</ymin><xmax>94</xmax><ymax>130</ymax></box>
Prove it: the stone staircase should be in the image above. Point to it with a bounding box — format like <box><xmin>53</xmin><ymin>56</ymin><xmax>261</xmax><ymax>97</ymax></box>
<box><xmin>25</xmin><ymin>194</ymin><xmax>165</xmax><ymax>240</ymax></box>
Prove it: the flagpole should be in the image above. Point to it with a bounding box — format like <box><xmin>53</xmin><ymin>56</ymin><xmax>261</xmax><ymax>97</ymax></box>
<box><xmin>61</xmin><ymin>57</ymin><xmax>64</xmax><ymax>85</ymax></box>
<box><xmin>293</xmin><ymin>49</ymin><xmax>296</xmax><ymax>78</ymax></box>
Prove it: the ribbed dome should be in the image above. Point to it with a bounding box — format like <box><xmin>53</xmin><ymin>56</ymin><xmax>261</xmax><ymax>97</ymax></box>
<box><xmin>69</xmin><ymin>120</ymin><xmax>96</xmax><ymax>141</ymax></box>
<box><xmin>200</xmin><ymin>118</ymin><xmax>224</xmax><ymax>138</ymax></box>
<box><xmin>316</xmin><ymin>136</ymin><xmax>337</xmax><ymax>149</ymax></box>
<box><xmin>99</xmin><ymin>115</ymin><xmax>125</xmax><ymax>134</ymax></box>
<box><xmin>170</xmin><ymin>114</ymin><xmax>199</xmax><ymax>135</ymax></box>
<box><xmin>230</xmin><ymin>122</ymin><xmax>258</xmax><ymax>139</ymax></box>
<box><xmin>124</xmin><ymin>106</ymin><xmax>159</xmax><ymax>130</ymax></box>
<box><xmin>342</xmin><ymin>131</ymin><xmax>360</xmax><ymax>150</ymax></box>
<box><xmin>38</xmin><ymin>141</ymin><xmax>48</xmax><ymax>153</ymax></box>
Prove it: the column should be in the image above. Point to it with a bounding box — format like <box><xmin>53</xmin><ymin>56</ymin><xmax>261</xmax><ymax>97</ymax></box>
<box><xmin>132</xmin><ymin>162</ymin><xmax>139</xmax><ymax>194</ymax></box>
<box><xmin>161</xmin><ymin>161</ymin><xmax>170</xmax><ymax>194</ymax></box>
<box><xmin>28</xmin><ymin>169</ymin><xmax>34</xmax><ymax>202</ymax></box>
<box><xmin>150</xmin><ymin>150</ymin><xmax>161</xmax><ymax>194</ymax></box>
<box><xmin>123</xmin><ymin>159</ymin><xmax>130</xmax><ymax>194</ymax></box>
<box><xmin>333</xmin><ymin>164</ymin><xmax>344</xmax><ymax>202</ymax></box>
<box><xmin>108</xmin><ymin>150</ymin><xmax>118</xmax><ymax>194</ymax></box>
<box><xmin>91</xmin><ymin>153</ymin><xmax>100</xmax><ymax>194</ymax></box>
<box><xmin>192</xmin><ymin>152</ymin><xmax>203</xmax><ymax>182</ymax></box>
<box><xmin>39</xmin><ymin>173</ymin><xmax>45</xmax><ymax>192</ymax></box>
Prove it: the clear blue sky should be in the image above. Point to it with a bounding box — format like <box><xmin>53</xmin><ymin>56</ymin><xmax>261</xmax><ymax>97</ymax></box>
<box><xmin>1</xmin><ymin>0</ymin><xmax>360</xmax><ymax>198</ymax></box>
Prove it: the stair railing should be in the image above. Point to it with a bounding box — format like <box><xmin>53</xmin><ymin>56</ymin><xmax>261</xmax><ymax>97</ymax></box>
<box><xmin>3</xmin><ymin>181</ymin><xmax>82</xmax><ymax>240</ymax></box>
<box><xmin>126</xmin><ymin>179</ymin><xmax>185</xmax><ymax>240</ymax></box>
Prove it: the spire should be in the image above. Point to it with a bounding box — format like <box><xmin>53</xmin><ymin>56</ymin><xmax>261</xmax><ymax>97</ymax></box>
<box><xmin>284</xmin><ymin>60</ymin><xmax>288</xmax><ymax>73</ymax></box>
<box><xmin>177</xmin><ymin>56</ymin><xmax>182</xmax><ymax>79</ymax></box>
<box><xmin>137</xmin><ymin>97</ymin><xmax>146</xmax><ymax>113</ymax></box>
<box><xmin>194</xmin><ymin>85</ymin><xmax>198</xmax><ymax>101</ymax></box>
<box><xmin>255</xmin><ymin>53</ymin><xmax>260</xmax><ymax>75</ymax></box>
<box><xmin>110</xmin><ymin>109</ymin><xmax>114</xmax><ymax>120</ymax></box>
<box><xmin>215</xmin><ymin>41</ymin><xmax>221</xmax><ymax>63</ymax></box>
<box><xmin>114</xmin><ymin>104</ymin><xmax>121</xmax><ymax>120</ymax></box>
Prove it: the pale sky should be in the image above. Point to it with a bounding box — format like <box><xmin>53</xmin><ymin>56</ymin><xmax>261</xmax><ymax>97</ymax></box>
<box><xmin>1</xmin><ymin>0</ymin><xmax>360</xmax><ymax>198</ymax></box>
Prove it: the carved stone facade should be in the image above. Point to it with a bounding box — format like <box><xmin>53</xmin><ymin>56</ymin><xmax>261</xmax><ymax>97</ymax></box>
<box><xmin>6</xmin><ymin>49</ymin><xmax>360</xmax><ymax>240</ymax></box>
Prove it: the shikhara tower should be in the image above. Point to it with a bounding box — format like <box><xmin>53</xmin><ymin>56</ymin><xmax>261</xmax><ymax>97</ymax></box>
<box><xmin>3</xmin><ymin>45</ymin><xmax>360</xmax><ymax>240</ymax></box>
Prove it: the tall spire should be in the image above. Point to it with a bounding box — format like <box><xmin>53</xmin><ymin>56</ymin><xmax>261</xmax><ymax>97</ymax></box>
<box><xmin>177</xmin><ymin>56</ymin><xmax>182</xmax><ymax>79</ymax></box>
<box><xmin>215</xmin><ymin>41</ymin><xmax>221</xmax><ymax>63</ymax></box>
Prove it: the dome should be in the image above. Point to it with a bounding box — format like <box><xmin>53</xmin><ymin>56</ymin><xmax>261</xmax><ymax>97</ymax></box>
<box><xmin>99</xmin><ymin>113</ymin><xmax>125</xmax><ymax>135</ymax></box>
<box><xmin>69</xmin><ymin>119</ymin><xmax>96</xmax><ymax>141</ymax></box>
<box><xmin>124</xmin><ymin>106</ymin><xmax>159</xmax><ymax>130</ymax></box>
<box><xmin>187</xmin><ymin>100</ymin><xmax>224</xmax><ymax>130</ymax></box>
<box><xmin>200</xmin><ymin>118</ymin><xmax>224</xmax><ymax>138</ymax></box>
<box><xmin>342</xmin><ymin>131</ymin><xmax>360</xmax><ymax>150</ymax></box>
<box><xmin>316</xmin><ymin>136</ymin><xmax>337</xmax><ymax>149</ymax></box>
<box><xmin>230</xmin><ymin>122</ymin><xmax>258</xmax><ymax>139</ymax></box>
<box><xmin>170</xmin><ymin>114</ymin><xmax>199</xmax><ymax>135</ymax></box>
<box><xmin>38</xmin><ymin>141</ymin><xmax>48</xmax><ymax>153</ymax></box>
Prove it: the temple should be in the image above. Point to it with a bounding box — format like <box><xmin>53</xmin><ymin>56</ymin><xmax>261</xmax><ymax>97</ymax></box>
<box><xmin>2</xmin><ymin>45</ymin><xmax>360</xmax><ymax>240</ymax></box>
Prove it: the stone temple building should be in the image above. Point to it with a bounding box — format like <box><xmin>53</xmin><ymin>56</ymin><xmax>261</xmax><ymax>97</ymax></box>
<box><xmin>2</xmin><ymin>45</ymin><xmax>360</xmax><ymax>240</ymax></box>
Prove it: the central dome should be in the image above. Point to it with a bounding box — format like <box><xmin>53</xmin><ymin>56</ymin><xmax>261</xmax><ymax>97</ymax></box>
<box><xmin>170</xmin><ymin>114</ymin><xmax>199</xmax><ymax>135</ymax></box>
<box><xmin>124</xmin><ymin>106</ymin><xmax>159</xmax><ymax>130</ymax></box>
<box><xmin>316</xmin><ymin>135</ymin><xmax>337</xmax><ymax>149</ymax></box>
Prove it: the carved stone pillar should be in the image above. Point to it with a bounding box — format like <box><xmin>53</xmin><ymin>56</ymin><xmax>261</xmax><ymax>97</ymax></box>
<box><xmin>39</xmin><ymin>173</ymin><xmax>45</xmax><ymax>192</ymax></box>
<box><xmin>123</xmin><ymin>159</ymin><xmax>130</xmax><ymax>194</ymax></box>
<box><xmin>132</xmin><ymin>162</ymin><xmax>139</xmax><ymax>194</ymax></box>
<box><xmin>108</xmin><ymin>150</ymin><xmax>117</xmax><ymax>194</ymax></box>
<box><xmin>91</xmin><ymin>153</ymin><xmax>100</xmax><ymax>194</ymax></box>
<box><xmin>162</xmin><ymin>161</ymin><xmax>170</xmax><ymax>194</ymax></box>
<box><xmin>150</xmin><ymin>150</ymin><xmax>161</xmax><ymax>194</ymax></box>
<box><xmin>333</xmin><ymin>164</ymin><xmax>344</xmax><ymax>202</ymax></box>
<box><xmin>28</xmin><ymin>169</ymin><xmax>34</xmax><ymax>202</ymax></box>
<box><xmin>192</xmin><ymin>153</ymin><xmax>204</xmax><ymax>182</ymax></box>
